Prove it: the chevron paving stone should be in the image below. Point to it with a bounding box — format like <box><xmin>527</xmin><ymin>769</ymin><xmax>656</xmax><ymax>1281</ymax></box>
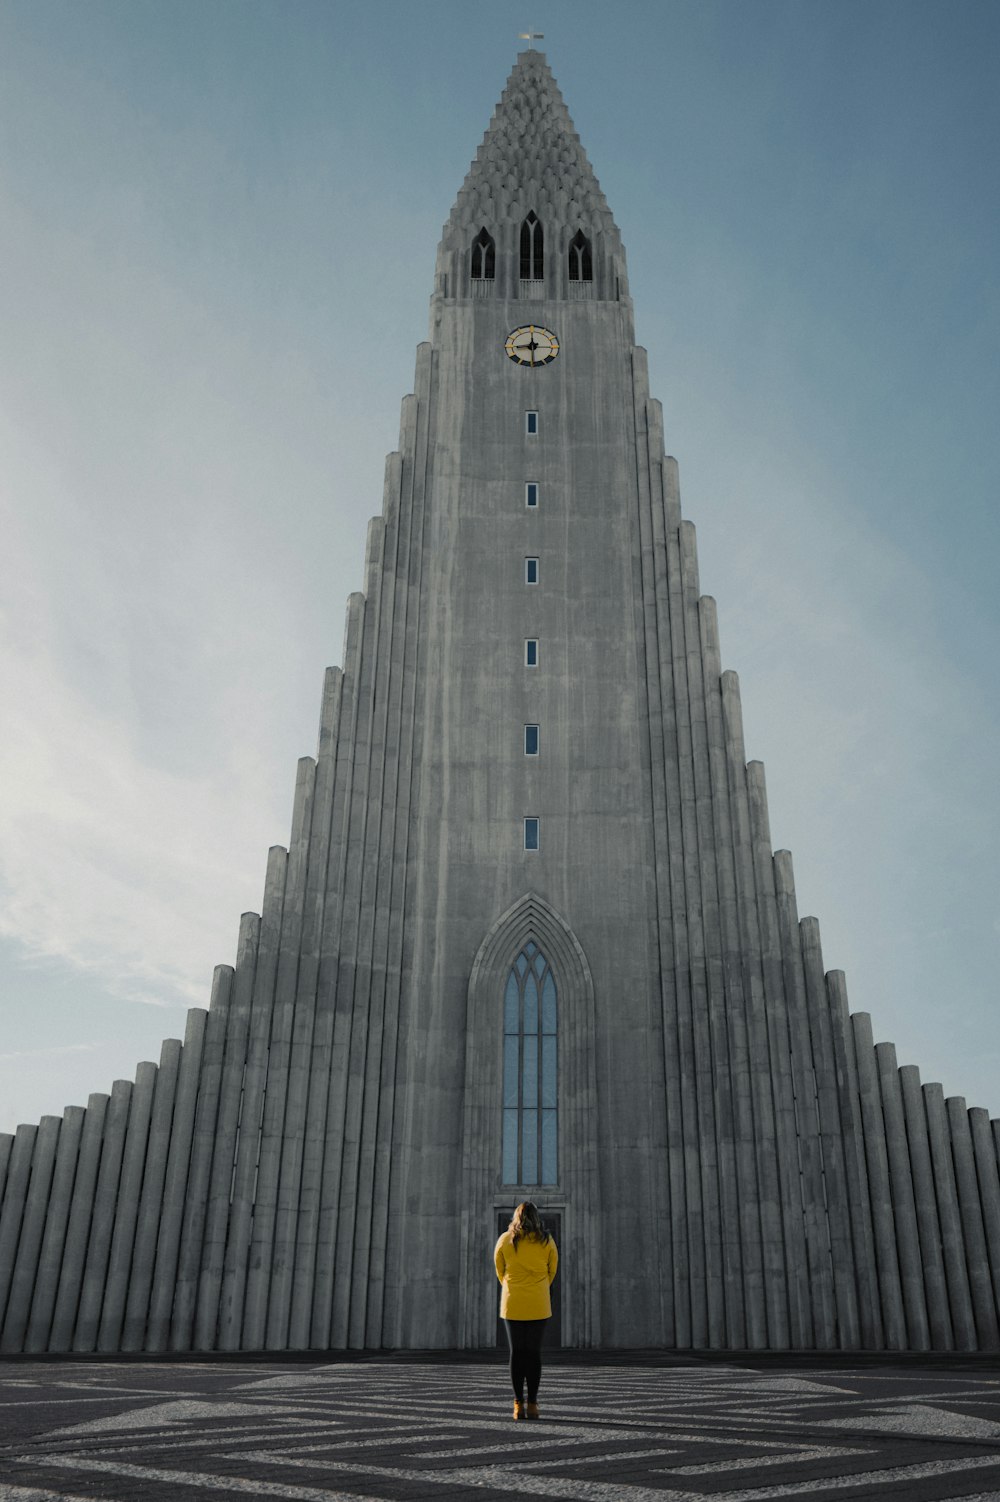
<box><xmin>2</xmin><ymin>1359</ymin><xmax>1000</xmax><ymax>1501</ymax></box>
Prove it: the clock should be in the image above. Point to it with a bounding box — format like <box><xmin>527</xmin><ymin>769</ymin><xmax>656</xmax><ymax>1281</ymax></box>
<box><xmin>505</xmin><ymin>325</ymin><xmax>560</xmax><ymax>367</ymax></box>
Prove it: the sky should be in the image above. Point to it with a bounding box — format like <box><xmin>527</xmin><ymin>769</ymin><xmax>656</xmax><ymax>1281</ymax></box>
<box><xmin>0</xmin><ymin>0</ymin><xmax>998</xmax><ymax>1135</ymax></box>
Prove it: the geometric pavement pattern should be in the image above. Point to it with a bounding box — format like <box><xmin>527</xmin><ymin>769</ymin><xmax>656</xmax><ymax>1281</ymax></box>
<box><xmin>3</xmin><ymin>1360</ymin><xmax>1000</xmax><ymax>1502</ymax></box>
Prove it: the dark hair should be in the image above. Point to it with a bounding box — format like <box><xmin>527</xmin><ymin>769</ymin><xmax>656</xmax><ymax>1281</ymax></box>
<box><xmin>509</xmin><ymin>1201</ymin><xmax>550</xmax><ymax>1250</ymax></box>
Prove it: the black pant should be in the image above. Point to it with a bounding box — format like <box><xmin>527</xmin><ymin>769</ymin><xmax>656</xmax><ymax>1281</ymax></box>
<box><xmin>504</xmin><ymin>1317</ymin><xmax>547</xmax><ymax>1402</ymax></box>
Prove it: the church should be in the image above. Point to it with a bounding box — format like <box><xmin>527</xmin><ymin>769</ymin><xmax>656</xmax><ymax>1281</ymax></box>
<box><xmin>2</xmin><ymin>49</ymin><xmax>1000</xmax><ymax>1355</ymax></box>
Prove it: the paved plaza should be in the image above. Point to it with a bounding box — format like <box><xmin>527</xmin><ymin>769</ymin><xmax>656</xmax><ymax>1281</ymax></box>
<box><xmin>2</xmin><ymin>1356</ymin><xmax>1000</xmax><ymax>1501</ymax></box>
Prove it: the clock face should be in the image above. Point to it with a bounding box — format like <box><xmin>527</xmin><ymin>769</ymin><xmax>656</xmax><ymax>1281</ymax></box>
<box><xmin>505</xmin><ymin>325</ymin><xmax>560</xmax><ymax>367</ymax></box>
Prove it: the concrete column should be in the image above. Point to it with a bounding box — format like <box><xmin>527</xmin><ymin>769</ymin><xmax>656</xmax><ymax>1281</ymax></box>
<box><xmin>640</xmin><ymin>486</ymin><xmax>697</xmax><ymax>1350</ymax></box>
<box><xmin>0</xmin><ymin>1124</ymin><xmax>37</xmax><ymax>1331</ymax></box>
<box><xmin>48</xmin><ymin>1093</ymin><xmax>108</xmax><ymax>1351</ymax></box>
<box><xmin>898</xmin><ymin>1064</ymin><xmax>953</xmax><ymax>1349</ymax></box>
<box><xmin>2</xmin><ymin>1118</ymin><xmax>60</xmax><ymax>1350</ymax></box>
<box><xmin>120</xmin><ymin>1038</ymin><xmax>181</xmax><ymax>1349</ymax></box>
<box><xmin>170</xmin><ymin>965</ymin><xmax>233</xmax><ymax>1350</ymax></box>
<box><xmin>243</xmin><ymin>757</ymin><xmax>317</xmax><ymax>1348</ymax></box>
<box><xmin>363</xmin><ymin>432</ymin><xmax>424</xmax><ymax>1347</ymax></box>
<box><xmin>969</xmin><ymin>1107</ymin><xmax>1000</xmax><ymax>1316</ymax></box>
<box><xmin>0</xmin><ymin>1135</ymin><xmax>12</xmax><ymax>1206</ymax></box>
<box><xmin>25</xmin><ymin>1106</ymin><xmax>85</xmax><ymax>1352</ymax></box>
<box><xmin>97</xmin><ymin>1062</ymin><xmax>157</xmax><ymax>1351</ymax></box>
<box><xmin>349</xmin><ymin>446</ymin><xmax>420</xmax><ymax>1350</ymax></box>
<box><xmin>382</xmin><ymin>349</ymin><xmax>454</xmax><ymax>1348</ymax></box>
<box><xmin>722</xmin><ymin>674</ymin><xmax>786</xmax><ymax>1349</ymax></box>
<box><xmin>698</xmin><ymin>614</ymin><xmax>747</xmax><ymax>1349</ymax></box>
<box><xmin>194</xmin><ymin>915</ymin><xmax>260</xmax><ymax>1350</ymax></box>
<box><xmin>682</xmin><ymin>536</ymin><xmax>738</xmax><ymax>1340</ymax></box>
<box><xmin>773</xmin><ymin>853</ymin><xmax>836</xmax><ymax>1344</ymax></box>
<box><xmin>851</xmin><ymin>1013</ymin><xmax>906</xmax><ymax>1348</ymax></box>
<box><xmin>289</xmin><ymin>596</ymin><xmax>364</xmax><ymax>1352</ymax></box>
<box><xmin>656</xmin><ymin>511</ymin><xmax>711</xmax><ymax>1348</ymax></box>
<box><xmin>947</xmin><ymin>1097</ymin><xmax>1000</xmax><ymax>1348</ymax></box>
<box><xmin>874</xmin><ymin>1044</ymin><xmax>929</xmax><ymax>1349</ymax></box>
<box><xmin>923</xmin><ymin>1082</ymin><xmax>977</xmax><ymax>1348</ymax></box>
<box><xmin>217</xmin><ymin>852</ymin><xmax>286</xmax><ymax>1350</ymax></box>
<box><xmin>72</xmin><ymin>1078</ymin><xmax>132</xmax><ymax>1351</ymax></box>
<box><xmin>745</xmin><ymin>760</ymin><xmax>811</xmax><ymax>1349</ymax></box>
<box><xmin>800</xmin><ymin>921</ymin><xmax>854</xmax><ymax>1348</ymax></box>
<box><xmin>146</xmin><ymin>1008</ymin><xmax>207</xmax><ymax>1351</ymax></box>
<box><xmin>299</xmin><ymin>597</ymin><xmax>366</xmax><ymax>1350</ymax></box>
<box><xmin>826</xmin><ymin>975</ymin><xmax>882</xmax><ymax>1348</ymax></box>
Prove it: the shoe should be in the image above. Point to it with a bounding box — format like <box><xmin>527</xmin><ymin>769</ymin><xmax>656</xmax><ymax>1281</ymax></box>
<box><xmin>513</xmin><ymin>1400</ymin><xmax>525</xmax><ymax>1421</ymax></box>
<box><xmin>525</xmin><ymin>1402</ymin><xmax>540</xmax><ymax>1420</ymax></box>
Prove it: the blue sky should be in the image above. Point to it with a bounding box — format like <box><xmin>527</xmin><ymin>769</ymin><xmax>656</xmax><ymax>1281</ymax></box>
<box><xmin>1</xmin><ymin>0</ymin><xmax>998</xmax><ymax>1133</ymax></box>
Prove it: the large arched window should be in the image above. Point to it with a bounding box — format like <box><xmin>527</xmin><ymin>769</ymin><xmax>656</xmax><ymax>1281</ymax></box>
<box><xmin>568</xmin><ymin>230</ymin><xmax>593</xmax><ymax>282</ymax></box>
<box><xmin>471</xmin><ymin>227</ymin><xmax>495</xmax><ymax>280</ymax></box>
<box><xmin>502</xmin><ymin>943</ymin><xmax>557</xmax><ymax>1185</ymax></box>
<box><xmin>520</xmin><ymin>212</ymin><xmax>544</xmax><ymax>281</ymax></box>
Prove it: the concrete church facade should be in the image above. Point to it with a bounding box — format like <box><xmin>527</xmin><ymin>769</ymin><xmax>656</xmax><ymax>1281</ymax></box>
<box><xmin>3</xmin><ymin>51</ymin><xmax>1000</xmax><ymax>1355</ymax></box>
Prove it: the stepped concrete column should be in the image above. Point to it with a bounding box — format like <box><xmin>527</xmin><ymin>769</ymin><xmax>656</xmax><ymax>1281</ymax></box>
<box><xmin>72</xmin><ymin>1079</ymin><xmax>132</xmax><ymax>1351</ymax></box>
<box><xmin>121</xmin><ymin>1038</ymin><xmax>182</xmax><ymax>1349</ymax></box>
<box><xmin>874</xmin><ymin>1044</ymin><xmax>929</xmax><ymax>1348</ymax></box>
<box><xmin>146</xmin><ymin>1008</ymin><xmax>207</xmax><ymax>1351</ymax></box>
<box><xmin>2</xmin><ymin>1118</ymin><xmax>60</xmax><ymax>1350</ymax></box>
<box><xmin>923</xmin><ymin>1082</ymin><xmax>977</xmax><ymax>1348</ymax></box>
<box><xmin>25</xmin><ymin>1106</ymin><xmax>85</xmax><ymax>1352</ymax></box>
<box><xmin>851</xmin><ymin>1014</ymin><xmax>906</xmax><ymax>1348</ymax></box>
<box><xmin>898</xmin><ymin>1064</ymin><xmax>953</xmax><ymax>1349</ymax></box>
<box><xmin>947</xmin><ymin>1097</ymin><xmax>1000</xmax><ymax>1348</ymax></box>
<box><xmin>969</xmin><ymin>1107</ymin><xmax>1000</xmax><ymax>1315</ymax></box>
<box><xmin>48</xmin><ymin>1094</ymin><xmax>108</xmax><ymax>1350</ymax></box>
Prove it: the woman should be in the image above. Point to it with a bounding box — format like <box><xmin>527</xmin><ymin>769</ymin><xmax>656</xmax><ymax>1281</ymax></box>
<box><xmin>494</xmin><ymin>1201</ymin><xmax>558</xmax><ymax>1420</ymax></box>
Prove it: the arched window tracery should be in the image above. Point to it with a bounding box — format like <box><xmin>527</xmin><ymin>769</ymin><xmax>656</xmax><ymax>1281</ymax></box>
<box><xmin>471</xmin><ymin>227</ymin><xmax>495</xmax><ymax>280</ymax></box>
<box><xmin>568</xmin><ymin>229</ymin><xmax>593</xmax><ymax>282</ymax></box>
<box><xmin>520</xmin><ymin>212</ymin><xmax>544</xmax><ymax>281</ymax></box>
<box><xmin>502</xmin><ymin>942</ymin><xmax>557</xmax><ymax>1185</ymax></box>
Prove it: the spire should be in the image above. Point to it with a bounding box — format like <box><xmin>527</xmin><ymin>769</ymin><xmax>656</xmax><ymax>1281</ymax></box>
<box><xmin>440</xmin><ymin>51</ymin><xmax>623</xmax><ymax>252</ymax></box>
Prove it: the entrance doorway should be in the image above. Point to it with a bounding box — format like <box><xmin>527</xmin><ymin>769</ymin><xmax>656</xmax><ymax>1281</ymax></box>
<box><xmin>495</xmin><ymin>1209</ymin><xmax>562</xmax><ymax>1349</ymax></box>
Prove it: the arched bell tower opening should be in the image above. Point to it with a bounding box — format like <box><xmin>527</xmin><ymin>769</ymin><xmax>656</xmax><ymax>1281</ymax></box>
<box><xmin>459</xmin><ymin>893</ymin><xmax>600</xmax><ymax>1349</ymax></box>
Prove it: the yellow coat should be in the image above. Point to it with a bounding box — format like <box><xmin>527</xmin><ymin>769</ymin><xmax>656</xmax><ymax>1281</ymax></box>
<box><xmin>494</xmin><ymin>1230</ymin><xmax>558</xmax><ymax>1320</ymax></box>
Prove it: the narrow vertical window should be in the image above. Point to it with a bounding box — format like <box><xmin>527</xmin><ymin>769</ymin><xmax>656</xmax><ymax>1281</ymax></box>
<box><xmin>502</xmin><ymin>943</ymin><xmax>557</xmax><ymax>1186</ymax></box>
<box><xmin>525</xmin><ymin>411</ymin><xmax>538</xmax><ymax>435</ymax></box>
<box><xmin>525</xmin><ymin>557</ymin><xmax>538</xmax><ymax>585</ymax></box>
<box><xmin>524</xmin><ymin>724</ymin><xmax>539</xmax><ymax>756</ymax></box>
<box><xmin>471</xmin><ymin>227</ymin><xmax>495</xmax><ymax>280</ymax></box>
<box><xmin>520</xmin><ymin>212</ymin><xmax>544</xmax><ymax>280</ymax></box>
<box><xmin>524</xmin><ymin>817</ymin><xmax>539</xmax><ymax>851</ymax></box>
<box><xmin>525</xmin><ymin>482</ymin><xmax>538</xmax><ymax>508</ymax></box>
<box><xmin>568</xmin><ymin>229</ymin><xmax>593</xmax><ymax>282</ymax></box>
<box><xmin>525</xmin><ymin>639</ymin><xmax>538</xmax><ymax>667</ymax></box>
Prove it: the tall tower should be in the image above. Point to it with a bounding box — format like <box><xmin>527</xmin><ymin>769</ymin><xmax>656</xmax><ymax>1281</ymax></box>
<box><xmin>2</xmin><ymin>51</ymin><xmax>1000</xmax><ymax>1355</ymax></box>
